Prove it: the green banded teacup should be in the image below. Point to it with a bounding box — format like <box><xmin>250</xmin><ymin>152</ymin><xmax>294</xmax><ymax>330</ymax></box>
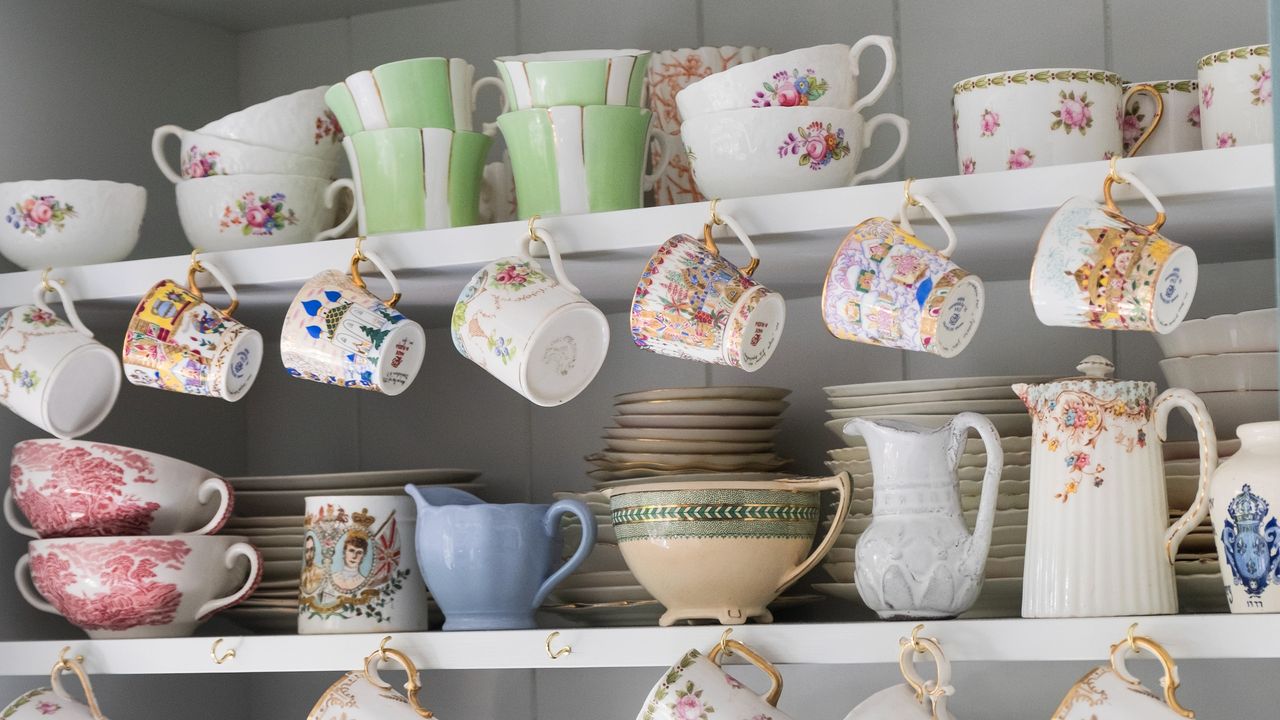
<box><xmin>495</xmin><ymin>50</ymin><xmax>650</xmax><ymax>109</ymax></box>
<box><xmin>326</xmin><ymin>57</ymin><xmax>506</xmax><ymax>135</ymax></box>
<box><xmin>341</xmin><ymin>127</ymin><xmax>492</xmax><ymax>235</ymax></box>
<box><xmin>497</xmin><ymin>105</ymin><xmax>675</xmax><ymax>218</ymax></box>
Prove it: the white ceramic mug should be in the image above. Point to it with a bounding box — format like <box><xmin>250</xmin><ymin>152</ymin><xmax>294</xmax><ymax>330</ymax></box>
<box><xmin>0</xmin><ymin>279</ymin><xmax>120</xmax><ymax>439</ymax></box>
<box><xmin>175</xmin><ymin>173</ymin><xmax>356</xmax><ymax>252</ymax></box>
<box><xmin>16</xmin><ymin>534</ymin><xmax>261</xmax><ymax>638</ymax></box>
<box><xmin>676</xmin><ymin>37</ymin><xmax>897</xmax><ymax>119</ymax></box>
<box><xmin>5</xmin><ymin>439</ymin><xmax>232</xmax><ymax>538</ymax></box>
<box><xmin>952</xmin><ymin>69</ymin><xmax>1161</xmax><ymax>174</ymax></box>
<box><xmin>309</xmin><ymin>646</ymin><xmax>437</xmax><ymax>720</ymax></box>
<box><xmin>1122</xmin><ymin>81</ymin><xmax>1200</xmax><ymax>156</ymax></box>
<box><xmin>681</xmin><ymin>107</ymin><xmax>909</xmax><ymax>198</ymax></box>
<box><xmin>1052</xmin><ymin>634</ymin><xmax>1194</xmax><ymax>719</ymax></box>
<box><xmin>1197</xmin><ymin>44</ymin><xmax>1272</xmax><ymax>148</ymax></box>
<box><xmin>844</xmin><ymin>635</ymin><xmax>957</xmax><ymax>720</ymax></box>
<box><xmin>1032</xmin><ymin>168</ymin><xmax>1197</xmax><ymax>333</ymax></box>
<box><xmin>639</xmin><ymin>641</ymin><xmax>793</xmax><ymax>720</ymax></box>
<box><xmin>299</xmin><ymin>495</ymin><xmax>429</xmax><ymax>634</ymax></box>
<box><xmin>152</xmin><ymin>125</ymin><xmax>340</xmax><ymax>182</ymax></box>
<box><xmin>0</xmin><ymin>180</ymin><xmax>145</xmax><ymax>270</ymax></box>
<box><xmin>281</xmin><ymin>248</ymin><xmax>426</xmax><ymax>395</ymax></box>
<box><xmin>3</xmin><ymin>654</ymin><xmax>109</xmax><ymax>720</ymax></box>
<box><xmin>453</xmin><ymin>229</ymin><xmax>609</xmax><ymax>406</ymax></box>
<box><xmin>198</xmin><ymin>86</ymin><xmax>342</xmax><ymax>159</ymax></box>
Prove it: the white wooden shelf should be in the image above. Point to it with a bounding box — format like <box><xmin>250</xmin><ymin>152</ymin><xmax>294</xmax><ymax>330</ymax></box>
<box><xmin>0</xmin><ymin>615</ymin><xmax>1275</xmax><ymax>676</ymax></box>
<box><xmin>0</xmin><ymin>146</ymin><xmax>1273</xmax><ymax>323</ymax></box>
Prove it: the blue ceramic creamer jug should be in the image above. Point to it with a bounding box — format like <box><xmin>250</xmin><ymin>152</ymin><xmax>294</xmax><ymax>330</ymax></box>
<box><xmin>404</xmin><ymin>485</ymin><xmax>595</xmax><ymax>630</ymax></box>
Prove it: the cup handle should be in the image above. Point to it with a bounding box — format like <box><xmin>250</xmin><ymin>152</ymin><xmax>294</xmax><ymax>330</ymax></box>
<box><xmin>848</xmin><ymin>35</ymin><xmax>896</xmax><ymax>114</ymax></box>
<box><xmin>703</xmin><ymin>210</ymin><xmax>761</xmax><ymax>277</ymax></box>
<box><xmin>774</xmin><ymin>472</ymin><xmax>852</xmax><ymax>592</ymax></box>
<box><xmin>194</xmin><ymin>542</ymin><xmax>261</xmax><ymax>621</ymax></box>
<box><xmin>894</xmin><ymin>190</ymin><xmax>959</xmax><ymax>258</ymax></box>
<box><xmin>188</xmin><ymin>258</ymin><xmax>241</xmax><ymax>317</ymax></box>
<box><xmin>51</xmin><ymin>654</ymin><xmax>107</xmax><ymax>720</ymax></box>
<box><xmin>1156</xmin><ymin>388</ymin><xmax>1218</xmax><ymax>565</ymax></box>
<box><xmin>707</xmin><ymin>639</ymin><xmax>783</xmax><ymax>706</ymax></box>
<box><xmin>518</xmin><ymin>228</ymin><xmax>583</xmax><ymax>295</ymax></box>
<box><xmin>472</xmin><ymin>76</ymin><xmax>508</xmax><ymax>138</ymax></box>
<box><xmin>1121</xmin><ymin>83</ymin><xmax>1165</xmax><ymax>157</ymax></box>
<box><xmin>532</xmin><ymin>499</ymin><xmax>596</xmax><ymax>608</ymax></box>
<box><xmin>849</xmin><ymin>113</ymin><xmax>909</xmax><ymax>186</ymax></box>
<box><xmin>1109</xmin><ymin>633</ymin><xmax>1192</xmax><ymax>718</ymax></box>
<box><xmin>3</xmin><ymin>488</ymin><xmax>39</xmax><ymax>538</ymax></box>
<box><xmin>642</xmin><ymin>129</ymin><xmax>678</xmax><ymax>191</ymax></box>
<box><xmin>350</xmin><ymin>247</ymin><xmax>404</xmax><ymax>309</ymax></box>
<box><xmin>1101</xmin><ymin>166</ymin><xmax>1167</xmax><ymax>233</ymax></box>
<box><xmin>181</xmin><ymin>478</ymin><xmax>233</xmax><ymax>536</ymax></box>
<box><xmin>898</xmin><ymin>635</ymin><xmax>955</xmax><ymax>718</ymax></box>
<box><xmin>316</xmin><ymin>179</ymin><xmax>358</xmax><ymax>242</ymax></box>
<box><xmin>14</xmin><ymin>554</ymin><xmax>59</xmax><ymax>615</ymax></box>
<box><xmin>33</xmin><ymin>276</ymin><xmax>93</xmax><ymax>338</ymax></box>
<box><xmin>949</xmin><ymin>412</ymin><xmax>1002</xmax><ymax>576</ymax></box>
<box><xmin>150</xmin><ymin>124</ymin><xmax>187</xmax><ymax>184</ymax></box>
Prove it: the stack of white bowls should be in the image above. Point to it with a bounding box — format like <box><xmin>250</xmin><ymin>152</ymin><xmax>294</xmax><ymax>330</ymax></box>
<box><xmin>586</xmin><ymin>386</ymin><xmax>792</xmax><ymax>486</ymax></box>
<box><xmin>152</xmin><ymin>86</ymin><xmax>353</xmax><ymax>252</ymax></box>
<box><xmin>676</xmin><ymin>37</ymin><xmax>908</xmax><ymax>199</ymax></box>
<box><xmin>1156</xmin><ymin>308</ymin><xmax>1279</xmax><ymax>439</ymax></box>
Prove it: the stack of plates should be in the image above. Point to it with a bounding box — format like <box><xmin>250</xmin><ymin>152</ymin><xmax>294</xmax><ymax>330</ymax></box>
<box><xmin>1156</xmin><ymin>308</ymin><xmax>1278</xmax><ymax>439</ymax></box>
<box><xmin>220</xmin><ymin>468</ymin><xmax>481</xmax><ymax>633</ymax></box>
<box><xmin>587</xmin><ymin>387</ymin><xmax>792</xmax><ymax>486</ymax></box>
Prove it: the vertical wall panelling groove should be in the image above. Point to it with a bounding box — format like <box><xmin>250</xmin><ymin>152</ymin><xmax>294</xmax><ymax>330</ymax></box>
<box><xmin>1102</xmin><ymin>0</ymin><xmax>1115</xmax><ymax>71</ymax></box>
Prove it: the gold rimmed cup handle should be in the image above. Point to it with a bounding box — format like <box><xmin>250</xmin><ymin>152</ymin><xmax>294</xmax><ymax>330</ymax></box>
<box><xmin>364</xmin><ymin>643</ymin><xmax>434</xmax><ymax>719</ymax></box>
<box><xmin>1121</xmin><ymin>83</ymin><xmax>1165</xmax><ymax>157</ymax></box>
<box><xmin>50</xmin><ymin>649</ymin><xmax>107</xmax><ymax>720</ymax></box>
<box><xmin>186</xmin><ymin>252</ymin><xmax>241</xmax><ymax>316</ymax></box>
<box><xmin>349</xmin><ymin>239</ymin><xmax>403</xmax><ymax>309</ymax></box>
<box><xmin>1108</xmin><ymin>631</ymin><xmax>1193</xmax><ymax>718</ymax></box>
<box><xmin>706</xmin><ymin>638</ymin><xmax>783</xmax><ymax>707</ymax></box>
<box><xmin>701</xmin><ymin>209</ymin><xmax>760</xmax><ymax>277</ymax></box>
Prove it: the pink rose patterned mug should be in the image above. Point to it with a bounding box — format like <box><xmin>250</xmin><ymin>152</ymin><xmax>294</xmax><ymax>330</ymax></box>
<box><xmin>1197</xmin><ymin>44</ymin><xmax>1272</xmax><ymax>149</ymax></box>
<box><xmin>5</xmin><ymin>439</ymin><xmax>233</xmax><ymax>539</ymax></box>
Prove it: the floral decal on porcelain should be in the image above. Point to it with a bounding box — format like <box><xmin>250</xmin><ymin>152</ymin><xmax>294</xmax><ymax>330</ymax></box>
<box><xmin>1050</xmin><ymin>90</ymin><xmax>1094</xmax><ymax>134</ymax></box>
<box><xmin>182</xmin><ymin>147</ymin><xmax>221</xmax><ymax>178</ymax></box>
<box><xmin>961</xmin><ymin>157</ymin><xmax>976</xmax><ymax>175</ymax></box>
<box><xmin>22</xmin><ymin>307</ymin><xmax>57</xmax><ymax>327</ymax></box>
<box><xmin>29</xmin><ymin>538</ymin><xmax>189</xmax><ymax>630</ymax></box>
<box><xmin>219</xmin><ymin>192</ymin><xmax>300</xmax><ymax>236</ymax></box>
<box><xmin>753</xmin><ymin>68</ymin><xmax>828</xmax><ymax>107</ymax></box>
<box><xmin>1251</xmin><ymin>65</ymin><xmax>1272</xmax><ymax>105</ymax></box>
<box><xmin>300</xmin><ymin>503</ymin><xmax>410</xmax><ymax>624</ymax></box>
<box><xmin>640</xmin><ymin>651</ymin><xmax>716</xmax><ymax>720</ymax></box>
<box><xmin>1007</xmin><ymin>148</ymin><xmax>1035</xmax><ymax>170</ymax></box>
<box><xmin>1201</xmin><ymin>84</ymin><xmax>1214</xmax><ymax>109</ymax></box>
<box><xmin>314</xmin><ymin>110</ymin><xmax>343</xmax><ymax>145</ymax></box>
<box><xmin>11</xmin><ymin>442</ymin><xmax>163</xmax><ymax>537</ymax></box>
<box><xmin>1121</xmin><ymin>101</ymin><xmax>1147</xmax><ymax>152</ymax></box>
<box><xmin>5</xmin><ymin>196</ymin><xmax>76</xmax><ymax>237</ymax></box>
<box><xmin>1221</xmin><ymin>484</ymin><xmax>1280</xmax><ymax>598</ymax></box>
<box><xmin>1217</xmin><ymin>132</ymin><xmax>1238</xmax><ymax>148</ymax></box>
<box><xmin>490</xmin><ymin>261</ymin><xmax>547</xmax><ymax>291</ymax></box>
<box><xmin>778</xmin><ymin>122</ymin><xmax>849</xmax><ymax>171</ymax></box>
<box><xmin>1187</xmin><ymin>105</ymin><xmax>1201</xmax><ymax>127</ymax></box>
<box><xmin>979</xmin><ymin>108</ymin><xmax>1000</xmax><ymax>137</ymax></box>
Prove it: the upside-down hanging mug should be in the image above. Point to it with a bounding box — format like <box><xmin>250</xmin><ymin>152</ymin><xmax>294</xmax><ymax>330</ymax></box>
<box><xmin>1031</xmin><ymin>168</ymin><xmax>1197</xmax><ymax>333</ymax></box>
<box><xmin>2</xmin><ymin>652</ymin><xmax>110</xmax><ymax>720</ymax></box>
<box><xmin>822</xmin><ymin>189</ymin><xmax>985</xmax><ymax>358</ymax></box>
<box><xmin>308</xmin><ymin>644</ymin><xmax>436</xmax><ymax>720</ymax></box>
<box><xmin>453</xmin><ymin>228</ymin><xmax>609</xmax><ymax>406</ymax></box>
<box><xmin>844</xmin><ymin>633</ymin><xmax>957</xmax><ymax>720</ymax></box>
<box><xmin>631</xmin><ymin>211</ymin><xmax>785</xmax><ymax>371</ymax></box>
<box><xmin>638</xmin><ymin>640</ymin><xmax>795</xmax><ymax>720</ymax></box>
<box><xmin>1052</xmin><ymin>630</ymin><xmax>1194</xmax><ymax>719</ymax></box>
<box><xmin>281</xmin><ymin>245</ymin><xmax>426</xmax><ymax>394</ymax></box>
<box><xmin>0</xmin><ymin>278</ymin><xmax>120</xmax><ymax>439</ymax></box>
<box><xmin>123</xmin><ymin>257</ymin><xmax>263</xmax><ymax>401</ymax></box>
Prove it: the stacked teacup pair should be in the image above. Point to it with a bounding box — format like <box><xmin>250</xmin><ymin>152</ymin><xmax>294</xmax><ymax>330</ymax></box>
<box><xmin>494</xmin><ymin>49</ymin><xmax>677</xmax><ymax>218</ymax></box>
<box><xmin>326</xmin><ymin>57</ymin><xmax>502</xmax><ymax>235</ymax></box>
<box><xmin>677</xmin><ymin>36</ymin><xmax>909</xmax><ymax>199</ymax></box>
<box><xmin>154</xmin><ymin>86</ymin><xmax>354</xmax><ymax>251</ymax></box>
<box><xmin>5</xmin><ymin>439</ymin><xmax>261</xmax><ymax>638</ymax></box>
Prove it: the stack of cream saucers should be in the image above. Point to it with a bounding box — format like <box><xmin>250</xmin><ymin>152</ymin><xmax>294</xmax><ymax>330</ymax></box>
<box><xmin>814</xmin><ymin>374</ymin><xmax>1050</xmax><ymax>618</ymax></box>
<box><xmin>587</xmin><ymin>386</ymin><xmax>792</xmax><ymax>487</ymax></box>
<box><xmin>221</xmin><ymin>468</ymin><xmax>481</xmax><ymax>633</ymax></box>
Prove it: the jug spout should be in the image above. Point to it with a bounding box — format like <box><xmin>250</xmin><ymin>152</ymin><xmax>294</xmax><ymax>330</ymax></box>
<box><xmin>1012</xmin><ymin>382</ymin><xmax>1031</xmax><ymax>411</ymax></box>
<box><xmin>403</xmin><ymin>484</ymin><xmax>485</xmax><ymax>515</ymax></box>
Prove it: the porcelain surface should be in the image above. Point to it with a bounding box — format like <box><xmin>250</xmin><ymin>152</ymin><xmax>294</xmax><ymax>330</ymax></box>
<box><xmin>0</xmin><ymin>180</ymin><xmax>144</xmax><ymax>270</ymax></box>
<box><xmin>199</xmin><ymin>85</ymin><xmax>341</xmax><ymax>159</ymax></box>
<box><xmin>1209</xmin><ymin>421</ymin><xmax>1280</xmax><ymax>613</ymax></box>
<box><xmin>152</xmin><ymin>125</ymin><xmax>338</xmax><ymax>183</ymax></box>
<box><xmin>1197</xmin><ymin>44</ymin><xmax>1272</xmax><ymax>148</ymax></box>
<box><xmin>175</xmin><ymin>172</ymin><xmax>354</xmax><ymax>252</ymax></box>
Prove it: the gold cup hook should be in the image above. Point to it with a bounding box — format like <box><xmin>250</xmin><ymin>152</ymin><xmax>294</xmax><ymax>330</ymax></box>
<box><xmin>1126</xmin><ymin>622</ymin><xmax>1140</xmax><ymax>653</ymax></box>
<box><xmin>186</xmin><ymin>248</ymin><xmax>239</xmax><ymax>316</ymax></box>
<box><xmin>708</xmin><ymin>198</ymin><xmax>725</xmax><ymax>226</ymax></box>
<box><xmin>545</xmin><ymin>631</ymin><xmax>572</xmax><ymax>660</ymax></box>
<box><xmin>52</xmin><ymin>648</ymin><xmax>106</xmax><ymax>720</ymax></box>
<box><xmin>39</xmin><ymin>267</ymin><xmax>57</xmax><ymax>294</ymax></box>
<box><xmin>365</xmin><ymin>640</ymin><xmax>434</xmax><ymax>718</ymax></box>
<box><xmin>904</xmin><ymin>178</ymin><xmax>922</xmax><ymax>207</ymax></box>
<box><xmin>211</xmin><ymin>638</ymin><xmax>236</xmax><ymax>665</ymax></box>
<box><xmin>348</xmin><ymin>237</ymin><xmax>402</xmax><ymax>308</ymax></box>
<box><xmin>528</xmin><ymin>214</ymin><xmax>542</xmax><ymax>242</ymax></box>
<box><xmin>707</xmin><ymin>636</ymin><xmax>783</xmax><ymax>707</ymax></box>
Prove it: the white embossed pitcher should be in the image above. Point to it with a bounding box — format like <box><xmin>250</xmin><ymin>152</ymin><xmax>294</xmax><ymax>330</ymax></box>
<box><xmin>843</xmin><ymin>412</ymin><xmax>1003</xmax><ymax>619</ymax></box>
<box><xmin>1015</xmin><ymin>356</ymin><xmax>1217</xmax><ymax>617</ymax></box>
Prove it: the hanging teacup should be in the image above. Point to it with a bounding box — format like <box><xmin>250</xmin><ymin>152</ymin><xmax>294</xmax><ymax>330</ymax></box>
<box><xmin>2</xmin><ymin>649</ymin><xmax>110</xmax><ymax>719</ymax></box>
<box><xmin>1052</xmin><ymin>628</ymin><xmax>1194</xmax><ymax>719</ymax></box>
<box><xmin>844</xmin><ymin>628</ymin><xmax>958</xmax><ymax>720</ymax></box>
<box><xmin>309</xmin><ymin>642</ymin><xmax>435</xmax><ymax>720</ymax></box>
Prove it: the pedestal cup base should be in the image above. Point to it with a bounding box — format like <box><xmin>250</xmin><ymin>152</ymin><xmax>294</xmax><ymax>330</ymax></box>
<box><xmin>874</xmin><ymin>609</ymin><xmax>959</xmax><ymax>621</ymax></box>
<box><xmin>440</xmin><ymin>611</ymin><xmax>538</xmax><ymax>631</ymax></box>
<box><xmin>657</xmin><ymin>606</ymin><xmax>774</xmax><ymax>627</ymax></box>
<box><xmin>374</xmin><ymin>320</ymin><xmax>427</xmax><ymax>396</ymax></box>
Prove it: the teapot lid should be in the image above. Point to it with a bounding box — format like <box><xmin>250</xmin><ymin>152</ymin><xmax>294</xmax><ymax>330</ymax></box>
<box><xmin>1068</xmin><ymin>355</ymin><xmax>1116</xmax><ymax>381</ymax></box>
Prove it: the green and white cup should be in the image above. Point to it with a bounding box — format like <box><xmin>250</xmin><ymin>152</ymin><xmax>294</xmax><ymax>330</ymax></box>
<box><xmin>497</xmin><ymin>105</ymin><xmax>675</xmax><ymax>218</ymax></box>
<box><xmin>326</xmin><ymin>57</ymin><xmax>506</xmax><ymax>135</ymax></box>
<box><xmin>495</xmin><ymin>49</ymin><xmax>650</xmax><ymax>109</ymax></box>
<box><xmin>342</xmin><ymin>128</ymin><xmax>492</xmax><ymax>234</ymax></box>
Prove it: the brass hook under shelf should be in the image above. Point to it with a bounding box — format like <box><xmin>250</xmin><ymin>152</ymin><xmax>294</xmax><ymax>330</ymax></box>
<box><xmin>211</xmin><ymin>638</ymin><xmax>235</xmax><ymax>665</ymax></box>
<box><xmin>546</xmin><ymin>631</ymin><xmax>571</xmax><ymax>660</ymax></box>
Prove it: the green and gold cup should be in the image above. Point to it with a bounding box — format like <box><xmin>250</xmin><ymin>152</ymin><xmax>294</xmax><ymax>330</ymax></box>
<box><xmin>497</xmin><ymin>105</ymin><xmax>676</xmax><ymax>218</ymax></box>
<box><xmin>326</xmin><ymin>57</ymin><xmax>505</xmax><ymax>134</ymax></box>
<box><xmin>494</xmin><ymin>49</ymin><xmax>650</xmax><ymax>109</ymax></box>
<box><xmin>343</xmin><ymin>127</ymin><xmax>492</xmax><ymax>234</ymax></box>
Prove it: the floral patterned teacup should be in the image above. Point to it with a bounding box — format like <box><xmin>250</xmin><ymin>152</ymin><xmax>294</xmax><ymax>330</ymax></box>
<box><xmin>453</xmin><ymin>229</ymin><xmax>609</xmax><ymax>406</ymax></box>
<box><xmin>1122</xmin><ymin>81</ymin><xmax>1200</xmax><ymax>156</ymax></box>
<box><xmin>0</xmin><ymin>279</ymin><xmax>120</xmax><ymax>439</ymax></box>
<box><xmin>647</xmin><ymin>46</ymin><xmax>773</xmax><ymax>206</ymax></box>
<box><xmin>6</xmin><ymin>439</ymin><xmax>233</xmax><ymax>539</ymax></box>
<box><xmin>1031</xmin><ymin>169</ymin><xmax>1197</xmax><ymax>333</ymax></box>
<box><xmin>0</xmin><ymin>179</ymin><xmax>145</xmax><ymax>270</ymax></box>
<box><xmin>152</xmin><ymin>125</ymin><xmax>340</xmax><ymax>183</ymax></box>
<box><xmin>638</xmin><ymin>642</ymin><xmax>792</xmax><ymax>720</ymax></box>
<box><xmin>281</xmin><ymin>249</ymin><xmax>426</xmax><ymax>395</ymax></box>
<box><xmin>822</xmin><ymin>191</ymin><xmax>984</xmax><ymax>358</ymax></box>
<box><xmin>676</xmin><ymin>37</ymin><xmax>896</xmax><ymax>119</ymax></box>
<box><xmin>1197</xmin><ymin>44</ymin><xmax>1272</xmax><ymax>148</ymax></box>
<box><xmin>952</xmin><ymin>69</ymin><xmax>1162</xmax><ymax>174</ymax></box>
<box><xmin>631</xmin><ymin>213</ymin><xmax>785</xmax><ymax>372</ymax></box>
<box><xmin>123</xmin><ymin>259</ymin><xmax>263</xmax><ymax>401</ymax></box>
<box><xmin>174</xmin><ymin>172</ymin><xmax>355</xmax><ymax>252</ymax></box>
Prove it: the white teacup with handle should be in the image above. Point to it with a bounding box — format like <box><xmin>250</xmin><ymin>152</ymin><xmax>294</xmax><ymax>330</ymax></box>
<box><xmin>1052</xmin><ymin>630</ymin><xmax>1194</xmax><ymax>719</ymax></box>
<box><xmin>309</xmin><ymin>644</ymin><xmax>436</xmax><ymax>720</ymax></box>
<box><xmin>152</xmin><ymin>125</ymin><xmax>340</xmax><ymax>182</ymax></box>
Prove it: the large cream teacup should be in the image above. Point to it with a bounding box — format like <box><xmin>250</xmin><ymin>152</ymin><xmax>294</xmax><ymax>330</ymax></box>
<box><xmin>175</xmin><ymin>173</ymin><xmax>355</xmax><ymax>252</ymax></box>
<box><xmin>605</xmin><ymin>474</ymin><xmax>850</xmax><ymax>625</ymax></box>
<box><xmin>198</xmin><ymin>86</ymin><xmax>342</xmax><ymax>158</ymax></box>
<box><xmin>681</xmin><ymin>106</ymin><xmax>908</xmax><ymax>199</ymax></box>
